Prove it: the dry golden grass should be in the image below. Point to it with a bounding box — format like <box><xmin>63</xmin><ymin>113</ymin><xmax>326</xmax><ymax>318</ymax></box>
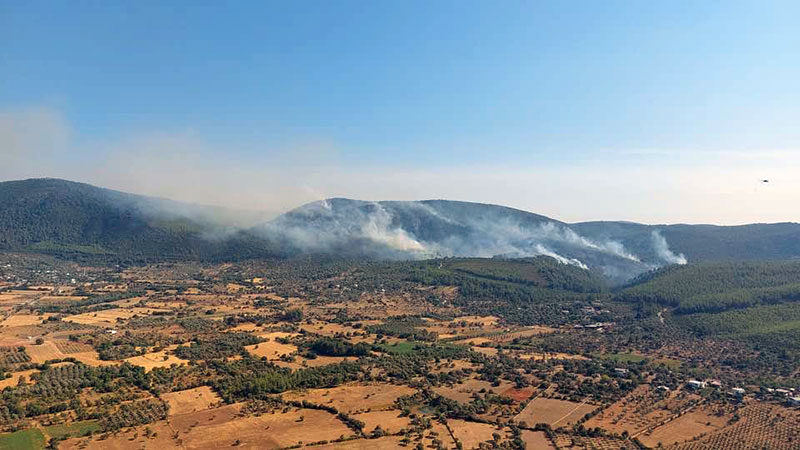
<box><xmin>63</xmin><ymin>307</ymin><xmax>169</xmax><ymax>325</ymax></box>
<box><xmin>125</xmin><ymin>346</ymin><xmax>189</xmax><ymax>372</ymax></box>
<box><xmin>553</xmin><ymin>433</ymin><xmax>634</xmax><ymax>449</ymax></box>
<box><xmin>274</xmin><ymin>355</ymin><xmax>358</xmax><ymax>370</ymax></box>
<box><xmin>22</xmin><ymin>340</ymin><xmax>113</xmax><ymax>366</ymax></box>
<box><xmin>180</xmin><ymin>407</ymin><xmax>352</xmax><ymax>449</ymax></box>
<box><xmin>433</xmin><ymin>377</ymin><xmax>515</xmax><ymax>404</ymax></box>
<box><xmin>668</xmin><ymin>402</ymin><xmax>800</xmax><ymax>450</ymax></box>
<box><xmin>0</xmin><ymin>291</ymin><xmax>41</xmax><ymax>306</ymax></box>
<box><xmin>0</xmin><ymin>314</ymin><xmax>52</xmax><ymax>327</ymax></box>
<box><xmin>24</xmin><ymin>341</ymin><xmax>66</xmax><ymax>363</ymax></box>
<box><xmin>283</xmin><ymin>382</ymin><xmax>415</xmax><ymax>414</ymax></box>
<box><xmin>471</xmin><ymin>346</ymin><xmax>499</xmax><ymax>356</ymax></box>
<box><xmin>0</xmin><ymin>369</ymin><xmax>38</xmax><ymax>389</ymax></box>
<box><xmin>162</xmin><ymin>386</ymin><xmax>222</xmax><ymax>416</ymax></box>
<box><xmin>585</xmin><ymin>385</ymin><xmax>705</xmax><ymax>438</ymax></box>
<box><xmin>311</xmin><ymin>436</ymin><xmax>406</xmax><ymax>449</ymax></box>
<box><xmin>448</xmin><ymin>419</ymin><xmax>507</xmax><ymax>449</ymax></box>
<box><xmin>352</xmin><ymin>409</ymin><xmax>411</xmax><ymax>434</ymax></box>
<box><xmin>54</xmin><ymin>340</ymin><xmax>94</xmax><ymax>354</ymax></box>
<box><xmin>514</xmin><ymin>397</ymin><xmax>598</xmax><ymax>428</ymax></box>
<box><xmin>638</xmin><ymin>405</ymin><xmax>731</xmax><ymax>447</ymax></box>
<box><xmin>37</xmin><ymin>295</ymin><xmax>87</xmax><ymax>303</ymax></box>
<box><xmin>521</xmin><ymin>430</ymin><xmax>556</xmax><ymax>449</ymax></box>
<box><xmin>243</xmin><ymin>332</ymin><xmax>298</xmax><ymax>359</ymax></box>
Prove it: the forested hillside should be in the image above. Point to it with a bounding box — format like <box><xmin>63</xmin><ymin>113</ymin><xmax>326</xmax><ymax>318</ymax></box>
<box><xmin>618</xmin><ymin>261</ymin><xmax>800</xmax><ymax>312</ymax></box>
<box><xmin>403</xmin><ymin>257</ymin><xmax>609</xmax><ymax>325</ymax></box>
<box><xmin>617</xmin><ymin>261</ymin><xmax>800</xmax><ymax>372</ymax></box>
<box><xmin>0</xmin><ymin>178</ymin><xmax>277</xmax><ymax>262</ymax></box>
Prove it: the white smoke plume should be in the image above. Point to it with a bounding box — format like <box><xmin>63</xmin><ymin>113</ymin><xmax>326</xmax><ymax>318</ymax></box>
<box><xmin>262</xmin><ymin>200</ymin><xmax>650</xmax><ymax>274</ymax></box>
<box><xmin>533</xmin><ymin>244</ymin><xmax>589</xmax><ymax>270</ymax></box>
<box><xmin>651</xmin><ymin>230</ymin><xmax>687</xmax><ymax>265</ymax></box>
<box><xmin>536</xmin><ymin>222</ymin><xmax>641</xmax><ymax>262</ymax></box>
<box><xmin>359</xmin><ymin>203</ymin><xmax>426</xmax><ymax>252</ymax></box>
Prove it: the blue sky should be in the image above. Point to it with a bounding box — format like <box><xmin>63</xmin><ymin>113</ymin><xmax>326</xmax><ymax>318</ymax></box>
<box><xmin>1</xmin><ymin>1</ymin><xmax>799</xmax><ymax>223</ymax></box>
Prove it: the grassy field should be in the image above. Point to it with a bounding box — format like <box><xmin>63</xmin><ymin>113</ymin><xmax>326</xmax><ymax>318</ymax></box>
<box><xmin>0</xmin><ymin>428</ymin><xmax>46</xmax><ymax>450</ymax></box>
<box><xmin>376</xmin><ymin>341</ymin><xmax>418</xmax><ymax>354</ymax></box>
<box><xmin>44</xmin><ymin>420</ymin><xmax>100</xmax><ymax>440</ymax></box>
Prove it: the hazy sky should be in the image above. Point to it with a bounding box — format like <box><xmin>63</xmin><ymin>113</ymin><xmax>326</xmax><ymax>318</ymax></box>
<box><xmin>2</xmin><ymin>1</ymin><xmax>799</xmax><ymax>224</ymax></box>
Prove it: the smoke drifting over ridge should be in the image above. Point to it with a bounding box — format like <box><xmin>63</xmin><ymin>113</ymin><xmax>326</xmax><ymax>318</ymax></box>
<box><xmin>258</xmin><ymin>198</ymin><xmax>687</xmax><ymax>282</ymax></box>
<box><xmin>651</xmin><ymin>230</ymin><xmax>688</xmax><ymax>265</ymax></box>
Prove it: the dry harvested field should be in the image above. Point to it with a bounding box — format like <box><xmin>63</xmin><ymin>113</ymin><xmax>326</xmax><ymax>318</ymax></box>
<box><xmin>471</xmin><ymin>345</ymin><xmax>499</xmax><ymax>356</ymax></box>
<box><xmin>244</xmin><ymin>332</ymin><xmax>298</xmax><ymax>359</ymax></box>
<box><xmin>553</xmin><ymin>433</ymin><xmax>637</xmax><ymax>449</ymax></box>
<box><xmin>299</xmin><ymin>321</ymin><xmax>365</xmax><ymax>337</ymax></box>
<box><xmin>162</xmin><ymin>386</ymin><xmax>222</xmax><ymax>415</ymax></box>
<box><xmin>514</xmin><ymin>397</ymin><xmax>598</xmax><ymax>427</ymax></box>
<box><xmin>669</xmin><ymin>403</ymin><xmax>800</xmax><ymax>450</ymax></box>
<box><xmin>24</xmin><ymin>341</ymin><xmax>67</xmax><ymax>363</ymax></box>
<box><xmin>283</xmin><ymin>382</ymin><xmax>415</xmax><ymax>413</ymax></box>
<box><xmin>23</xmin><ymin>340</ymin><xmax>113</xmax><ymax>366</ymax></box>
<box><xmin>63</xmin><ymin>402</ymin><xmax>350</xmax><ymax>450</ymax></box>
<box><xmin>311</xmin><ymin>436</ymin><xmax>407</xmax><ymax>449</ymax></box>
<box><xmin>448</xmin><ymin>418</ymin><xmax>509</xmax><ymax>449</ymax></box>
<box><xmin>125</xmin><ymin>346</ymin><xmax>190</xmax><ymax>371</ymax></box>
<box><xmin>521</xmin><ymin>430</ymin><xmax>556</xmax><ymax>449</ymax></box>
<box><xmin>352</xmin><ymin>409</ymin><xmax>411</xmax><ymax>433</ymax></box>
<box><xmin>180</xmin><ymin>407</ymin><xmax>353</xmax><ymax>449</ymax></box>
<box><xmin>0</xmin><ymin>368</ymin><xmax>38</xmax><ymax>389</ymax></box>
<box><xmin>0</xmin><ymin>313</ymin><xmax>52</xmax><ymax>327</ymax></box>
<box><xmin>0</xmin><ymin>290</ymin><xmax>41</xmax><ymax>305</ymax></box>
<box><xmin>54</xmin><ymin>340</ymin><xmax>94</xmax><ymax>354</ymax></box>
<box><xmin>434</xmin><ymin>377</ymin><xmax>515</xmax><ymax>404</ymax></box>
<box><xmin>636</xmin><ymin>404</ymin><xmax>732</xmax><ymax>447</ymax></box>
<box><xmin>63</xmin><ymin>306</ymin><xmax>169</xmax><ymax>325</ymax></box>
<box><xmin>37</xmin><ymin>295</ymin><xmax>87</xmax><ymax>303</ymax></box>
<box><xmin>274</xmin><ymin>355</ymin><xmax>358</xmax><ymax>369</ymax></box>
<box><xmin>585</xmin><ymin>385</ymin><xmax>704</xmax><ymax>437</ymax></box>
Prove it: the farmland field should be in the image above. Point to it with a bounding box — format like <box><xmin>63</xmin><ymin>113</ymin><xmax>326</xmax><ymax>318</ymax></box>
<box><xmin>514</xmin><ymin>397</ymin><xmax>598</xmax><ymax>427</ymax></box>
<box><xmin>0</xmin><ymin>257</ymin><xmax>798</xmax><ymax>450</ymax></box>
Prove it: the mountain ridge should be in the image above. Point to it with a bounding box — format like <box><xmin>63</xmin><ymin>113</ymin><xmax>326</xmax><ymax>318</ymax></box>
<box><xmin>2</xmin><ymin>178</ymin><xmax>800</xmax><ymax>282</ymax></box>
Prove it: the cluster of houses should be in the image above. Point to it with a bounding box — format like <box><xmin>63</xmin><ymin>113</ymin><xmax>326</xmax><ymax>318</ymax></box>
<box><xmin>764</xmin><ymin>387</ymin><xmax>800</xmax><ymax>407</ymax></box>
<box><xmin>687</xmin><ymin>379</ymin><xmax>747</xmax><ymax>398</ymax></box>
<box><xmin>685</xmin><ymin>379</ymin><xmax>800</xmax><ymax>407</ymax></box>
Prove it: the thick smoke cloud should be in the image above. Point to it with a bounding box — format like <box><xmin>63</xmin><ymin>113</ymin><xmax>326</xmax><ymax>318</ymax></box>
<box><xmin>260</xmin><ymin>199</ymin><xmax>652</xmax><ymax>277</ymax></box>
<box><xmin>651</xmin><ymin>230</ymin><xmax>688</xmax><ymax>265</ymax></box>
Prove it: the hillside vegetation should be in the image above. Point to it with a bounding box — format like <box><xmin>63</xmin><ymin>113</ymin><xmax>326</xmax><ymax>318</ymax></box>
<box><xmin>618</xmin><ymin>261</ymin><xmax>800</xmax><ymax>371</ymax></box>
<box><xmin>0</xmin><ymin>178</ymin><xmax>277</xmax><ymax>262</ymax></box>
<box><xmin>618</xmin><ymin>261</ymin><xmax>800</xmax><ymax>312</ymax></box>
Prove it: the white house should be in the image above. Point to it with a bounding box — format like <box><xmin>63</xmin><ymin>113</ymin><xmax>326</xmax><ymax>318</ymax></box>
<box><xmin>688</xmin><ymin>380</ymin><xmax>707</xmax><ymax>389</ymax></box>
